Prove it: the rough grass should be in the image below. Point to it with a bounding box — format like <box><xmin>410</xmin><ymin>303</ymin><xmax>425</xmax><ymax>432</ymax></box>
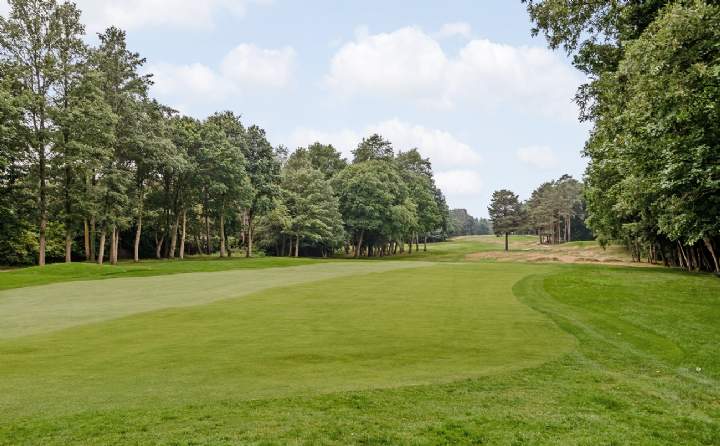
<box><xmin>0</xmin><ymin>238</ymin><xmax>718</xmax><ymax>445</ymax></box>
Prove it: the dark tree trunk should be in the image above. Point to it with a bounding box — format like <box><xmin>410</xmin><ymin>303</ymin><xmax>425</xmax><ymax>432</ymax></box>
<box><xmin>505</xmin><ymin>232</ymin><xmax>509</xmax><ymax>251</ymax></box>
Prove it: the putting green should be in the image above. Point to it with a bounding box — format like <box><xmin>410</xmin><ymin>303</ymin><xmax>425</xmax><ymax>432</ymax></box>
<box><xmin>0</xmin><ymin>261</ymin><xmax>431</xmax><ymax>339</ymax></box>
<box><xmin>0</xmin><ymin>262</ymin><xmax>574</xmax><ymax>421</ymax></box>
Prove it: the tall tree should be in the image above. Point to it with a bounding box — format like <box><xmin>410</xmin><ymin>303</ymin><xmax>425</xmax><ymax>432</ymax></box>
<box><xmin>242</xmin><ymin>124</ymin><xmax>280</xmax><ymax>257</ymax></box>
<box><xmin>281</xmin><ymin>156</ymin><xmax>343</xmax><ymax>257</ymax></box>
<box><xmin>0</xmin><ymin>0</ymin><xmax>69</xmax><ymax>265</ymax></box>
<box><xmin>488</xmin><ymin>189</ymin><xmax>525</xmax><ymax>251</ymax></box>
<box><xmin>93</xmin><ymin>26</ymin><xmax>150</xmax><ymax>264</ymax></box>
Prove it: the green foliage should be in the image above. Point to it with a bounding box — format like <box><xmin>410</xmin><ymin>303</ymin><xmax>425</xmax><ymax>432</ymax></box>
<box><xmin>281</xmin><ymin>158</ymin><xmax>344</xmax><ymax>254</ymax></box>
<box><xmin>527</xmin><ymin>0</ymin><xmax>720</xmax><ymax>271</ymax></box>
<box><xmin>448</xmin><ymin>208</ymin><xmax>491</xmax><ymax>236</ymax></box>
<box><xmin>488</xmin><ymin>189</ymin><xmax>525</xmax><ymax>236</ymax></box>
<box><xmin>352</xmin><ymin>133</ymin><xmax>394</xmax><ymax>163</ymax></box>
<box><xmin>526</xmin><ymin>174</ymin><xmax>587</xmax><ymax>243</ymax></box>
<box><xmin>0</xmin><ymin>2</ymin><xmax>451</xmax><ymax>264</ymax></box>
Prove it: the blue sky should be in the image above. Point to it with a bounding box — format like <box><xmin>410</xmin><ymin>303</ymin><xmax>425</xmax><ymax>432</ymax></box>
<box><xmin>3</xmin><ymin>0</ymin><xmax>590</xmax><ymax>217</ymax></box>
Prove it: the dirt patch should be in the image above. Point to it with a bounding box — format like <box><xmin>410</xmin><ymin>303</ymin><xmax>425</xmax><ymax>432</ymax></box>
<box><xmin>465</xmin><ymin>243</ymin><xmax>656</xmax><ymax>267</ymax></box>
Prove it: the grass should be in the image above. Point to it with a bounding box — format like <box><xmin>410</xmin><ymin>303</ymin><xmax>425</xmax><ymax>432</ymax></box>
<box><xmin>0</xmin><ymin>237</ymin><xmax>718</xmax><ymax>444</ymax></box>
<box><xmin>0</xmin><ymin>255</ymin><xmax>322</xmax><ymax>291</ymax></box>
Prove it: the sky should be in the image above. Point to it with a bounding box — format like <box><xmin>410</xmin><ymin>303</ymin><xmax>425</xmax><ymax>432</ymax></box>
<box><xmin>2</xmin><ymin>0</ymin><xmax>591</xmax><ymax>218</ymax></box>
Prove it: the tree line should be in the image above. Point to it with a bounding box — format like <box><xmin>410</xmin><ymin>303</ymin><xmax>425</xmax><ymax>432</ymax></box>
<box><xmin>447</xmin><ymin>209</ymin><xmax>492</xmax><ymax>237</ymax></box>
<box><xmin>488</xmin><ymin>174</ymin><xmax>591</xmax><ymax>251</ymax></box>
<box><xmin>0</xmin><ymin>0</ymin><xmax>449</xmax><ymax>266</ymax></box>
<box><xmin>525</xmin><ymin>0</ymin><xmax>719</xmax><ymax>272</ymax></box>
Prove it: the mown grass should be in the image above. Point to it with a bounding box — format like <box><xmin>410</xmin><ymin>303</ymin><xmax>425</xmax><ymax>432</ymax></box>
<box><xmin>0</xmin><ymin>239</ymin><xmax>718</xmax><ymax>444</ymax></box>
<box><xmin>0</xmin><ymin>255</ymin><xmax>322</xmax><ymax>291</ymax></box>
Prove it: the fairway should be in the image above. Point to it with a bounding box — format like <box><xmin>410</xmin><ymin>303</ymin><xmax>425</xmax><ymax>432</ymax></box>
<box><xmin>1</xmin><ymin>238</ymin><xmax>719</xmax><ymax>445</ymax></box>
<box><xmin>0</xmin><ymin>261</ymin><xmax>431</xmax><ymax>338</ymax></box>
<box><xmin>0</xmin><ymin>262</ymin><xmax>574</xmax><ymax>419</ymax></box>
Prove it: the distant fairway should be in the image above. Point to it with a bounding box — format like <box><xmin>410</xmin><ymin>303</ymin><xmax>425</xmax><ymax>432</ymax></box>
<box><xmin>0</xmin><ymin>237</ymin><xmax>718</xmax><ymax>445</ymax></box>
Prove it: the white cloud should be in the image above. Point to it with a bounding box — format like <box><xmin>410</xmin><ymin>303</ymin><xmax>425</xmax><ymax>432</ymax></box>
<box><xmin>75</xmin><ymin>0</ymin><xmax>269</xmax><ymax>32</ymax></box>
<box><xmin>435</xmin><ymin>170</ymin><xmax>483</xmax><ymax>196</ymax></box>
<box><xmin>288</xmin><ymin>119</ymin><xmax>480</xmax><ymax>171</ymax></box>
<box><xmin>326</xmin><ymin>27</ymin><xmax>583</xmax><ymax>119</ymax></box>
<box><xmin>516</xmin><ymin>146</ymin><xmax>558</xmax><ymax>169</ymax></box>
<box><xmin>144</xmin><ymin>43</ymin><xmax>295</xmax><ymax>113</ymax></box>
<box><xmin>367</xmin><ymin>119</ymin><xmax>481</xmax><ymax>168</ymax></box>
<box><xmin>149</xmin><ymin>62</ymin><xmax>227</xmax><ymax>99</ymax></box>
<box><xmin>288</xmin><ymin>128</ymin><xmax>361</xmax><ymax>160</ymax></box>
<box><xmin>0</xmin><ymin>0</ymin><xmax>271</xmax><ymax>31</ymax></box>
<box><xmin>435</xmin><ymin>22</ymin><xmax>472</xmax><ymax>40</ymax></box>
<box><xmin>326</xmin><ymin>27</ymin><xmax>447</xmax><ymax>98</ymax></box>
<box><xmin>221</xmin><ymin>44</ymin><xmax>295</xmax><ymax>88</ymax></box>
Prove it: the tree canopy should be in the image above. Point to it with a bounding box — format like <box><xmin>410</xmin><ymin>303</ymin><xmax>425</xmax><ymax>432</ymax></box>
<box><xmin>526</xmin><ymin>0</ymin><xmax>720</xmax><ymax>271</ymax></box>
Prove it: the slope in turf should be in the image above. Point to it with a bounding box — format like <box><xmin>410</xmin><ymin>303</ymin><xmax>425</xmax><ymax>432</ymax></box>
<box><xmin>0</xmin><ymin>261</ymin><xmax>431</xmax><ymax>338</ymax></box>
<box><xmin>0</xmin><ymin>263</ymin><xmax>575</xmax><ymax>421</ymax></box>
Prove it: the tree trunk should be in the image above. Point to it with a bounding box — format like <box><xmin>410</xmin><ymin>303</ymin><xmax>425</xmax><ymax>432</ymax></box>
<box><xmin>704</xmin><ymin>237</ymin><xmax>719</xmax><ymax>273</ymax></box>
<box><xmin>84</xmin><ymin>219</ymin><xmax>90</xmax><ymax>261</ymax></box>
<box><xmin>134</xmin><ymin>187</ymin><xmax>144</xmax><ymax>262</ymax></box>
<box><xmin>65</xmin><ymin>230</ymin><xmax>73</xmax><ymax>263</ymax></box>
<box><xmin>97</xmin><ymin>228</ymin><xmax>106</xmax><ymax>265</ymax></box>
<box><xmin>155</xmin><ymin>234</ymin><xmax>165</xmax><ymax>259</ymax></box>
<box><xmin>295</xmin><ymin>235</ymin><xmax>300</xmax><ymax>257</ymax></box>
<box><xmin>110</xmin><ymin>225</ymin><xmax>117</xmax><ymax>265</ymax></box>
<box><xmin>179</xmin><ymin>210</ymin><xmax>187</xmax><ymax>260</ymax></box>
<box><xmin>38</xmin><ymin>215</ymin><xmax>47</xmax><ymax>266</ymax></box>
<box><xmin>423</xmin><ymin>235</ymin><xmax>427</xmax><ymax>252</ymax></box>
<box><xmin>408</xmin><ymin>238</ymin><xmax>413</xmax><ymax>254</ymax></box>
<box><xmin>288</xmin><ymin>236</ymin><xmax>293</xmax><ymax>257</ymax></box>
<box><xmin>219</xmin><ymin>212</ymin><xmax>226</xmax><ymax>258</ymax></box>
<box><xmin>134</xmin><ymin>214</ymin><xmax>142</xmax><ymax>263</ymax></box>
<box><xmin>205</xmin><ymin>215</ymin><xmax>211</xmax><ymax>255</ymax></box>
<box><xmin>281</xmin><ymin>235</ymin><xmax>286</xmax><ymax>257</ymax></box>
<box><xmin>245</xmin><ymin>214</ymin><xmax>254</xmax><ymax>258</ymax></box>
<box><xmin>114</xmin><ymin>229</ymin><xmax>120</xmax><ymax>264</ymax></box>
<box><xmin>38</xmin><ymin>146</ymin><xmax>47</xmax><ymax>267</ymax></box>
<box><xmin>169</xmin><ymin>213</ymin><xmax>180</xmax><ymax>259</ymax></box>
<box><xmin>415</xmin><ymin>234</ymin><xmax>419</xmax><ymax>252</ymax></box>
<box><xmin>505</xmin><ymin>232</ymin><xmax>509</xmax><ymax>252</ymax></box>
<box><xmin>354</xmin><ymin>230</ymin><xmax>364</xmax><ymax>258</ymax></box>
<box><xmin>90</xmin><ymin>217</ymin><xmax>96</xmax><ymax>262</ymax></box>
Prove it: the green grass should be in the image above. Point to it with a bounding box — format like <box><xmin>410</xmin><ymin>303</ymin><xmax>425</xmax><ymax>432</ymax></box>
<box><xmin>0</xmin><ymin>239</ymin><xmax>718</xmax><ymax>445</ymax></box>
<box><xmin>0</xmin><ymin>255</ymin><xmax>322</xmax><ymax>291</ymax></box>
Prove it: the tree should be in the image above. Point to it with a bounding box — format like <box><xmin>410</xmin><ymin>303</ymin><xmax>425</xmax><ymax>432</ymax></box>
<box><xmin>281</xmin><ymin>156</ymin><xmax>343</xmax><ymax>257</ymax></box>
<box><xmin>241</xmin><ymin>124</ymin><xmax>280</xmax><ymax>257</ymax></box>
<box><xmin>352</xmin><ymin>134</ymin><xmax>394</xmax><ymax>163</ymax></box>
<box><xmin>305</xmin><ymin>142</ymin><xmax>347</xmax><ymax>179</ymax></box>
<box><xmin>197</xmin><ymin>117</ymin><xmax>250</xmax><ymax>257</ymax></box>
<box><xmin>0</xmin><ymin>0</ymin><xmax>71</xmax><ymax>265</ymax></box>
<box><xmin>93</xmin><ymin>26</ymin><xmax>151</xmax><ymax>264</ymax></box>
<box><xmin>333</xmin><ymin>160</ymin><xmax>408</xmax><ymax>257</ymax></box>
<box><xmin>488</xmin><ymin>189</ymin><xmax>524</xmax><ymax>251</ymax></box>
